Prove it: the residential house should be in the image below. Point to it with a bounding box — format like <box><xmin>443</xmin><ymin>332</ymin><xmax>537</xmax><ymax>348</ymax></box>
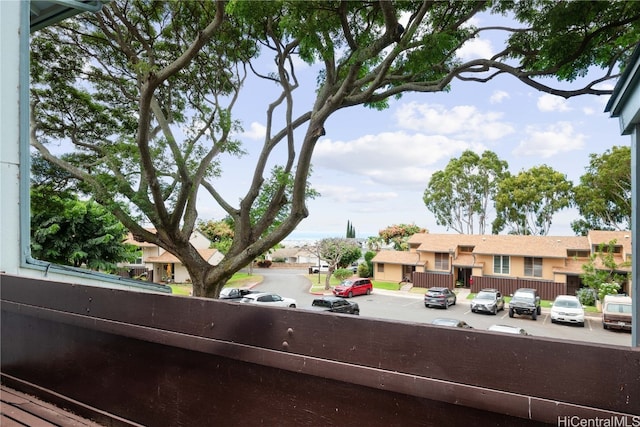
<box><xmin>122</xmin><ymin>229</ymin><xmax>223</xmax><ymax>284</ymax></box>
<box><xmin>267</xmin><ymin>246</ymin><xmax>319</xmax><ymax>265</ymax></box>
<box><xmin>372</xmin><ymin>230</ymin><xmax>632</xmax><ymax>300</ymax></box>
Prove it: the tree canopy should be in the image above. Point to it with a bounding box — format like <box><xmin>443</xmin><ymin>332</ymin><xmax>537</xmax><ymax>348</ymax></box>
<box><xmin>493</xmin><ymin>165</ymin><xmax>573</xmax><ymax>235</ymax></box>
<box><xmin>572</xmin><ymin>146</ymin><xmax>631</xmax><ymax>235</ymax></box>
<box><xmin>31</xmin><ymin>185</ymin><xmax>137</xmax><ymax>270</ymax></box>
<box><xmin>29</xmin><ymin>0</ymin><xmax>640</xmax><ymax>297</ymax></box>
<box><xmin>423</xmin><ymin>150</ymin><xmax>508</xmax><ymax>234</ymax></box>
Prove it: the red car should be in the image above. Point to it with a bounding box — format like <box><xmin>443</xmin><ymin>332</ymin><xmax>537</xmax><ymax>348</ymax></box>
<box><xmin>333</xmin><ymin>278</ymin><xmax>373</xmax><ymax>298</ymax></box>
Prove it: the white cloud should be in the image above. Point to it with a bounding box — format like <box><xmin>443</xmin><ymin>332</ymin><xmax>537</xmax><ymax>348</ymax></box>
<box><xmin>394</xmin><ymin>101</ymin><xmax>514</xmax><ymax>140</ymax></box>
<box><xmin>312</xmin><ymin>131</ymin><xmax>482</xmax><ymax>190</ymax></box>
<box><xmin>537</xmin><ymin>94</ymin><xmax>571</xmax><ymax>112</ymax></box>
<box><xmin>456</xmin><ymin>37</ymin><xmax>494</xmax><ymax>61</ymax></box>
<box><xmin>490</xmin><ymin>90</ymin><xmax>510</xmax><ymax>104</ymax></box>
<box><xmin>582</xmin><ymin>107</ymin><xmax>595</xmax><ymax>115</ymax></box>
<box><xmin>513</xmin><ymin>122</ymin><xmax>585</xmax><ymax>158</ymax></box>
<box><xmin>242</xmin><ymin>122</ymin><xmax>266</xmax><ymax>140</ymax></box>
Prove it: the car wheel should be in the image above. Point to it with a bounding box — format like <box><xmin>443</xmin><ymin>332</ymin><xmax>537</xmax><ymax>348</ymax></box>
<box><xmin>532</xmin><ymin>311</ymin><xmax>537</xmax><ymax>320</ymax></box>
<box><xmin>579</xmin><ymin>322</ymin><xmax>585</xmax><ymax>327</ymax></box>
<box><xmin>289</xmin><ymin>304</ymin><xmax>296</xmax><ymax>308</ymax></box>
<box><xmin>354</xmin><ymin>310</ymin><xmax>360</xmax><ymax>315</ymax></box>
<box><xmin>492</xmin><ymin>306</ymin><xmax>497</xmax><ymax>315</ymax></box>
<box><xmin>537</xmin><ymin>306</ymin><xmax>541</xmax><ymax>315</ymax></box>
<box><xmin>452</xmin><ymin>298</ymin><xmax>456</xmax><ymax>306</ymax></box>
<box><xmin>551</xmin><ymin>319</ymin><xmax>556</xmax><ymax>324</ymax></box>
<box><xmin>603</xmin><ymin>323</ymin><xmax>609</xmax><ymax>330</ymax></box>
<box><xmin>444</xmin><ymin>301</ymin><xmax>449</xmax><ymax>309</ymax></box>
<box><xmin>348</xmin><ymin>291</ymin><xmax>353</xmax><ymax>298</ymax></box>
<box><xmin>425</xmin><ymin>303</ymin><xmax>430</xmax><ymax>308</ymax></box>
<box><xmin>508</xmin><ymin>308</ymin><xmax>514</xmax><ymax>318</ymax></box>
<box><xmin>366</xmin><ymin>289</ymin><xmax>371</xmax><ymax>295</ymax></box>
<box><xmin>471</xmin><ymin>308</ymin><xmax>476</xmax><ymax>313</ymax></box>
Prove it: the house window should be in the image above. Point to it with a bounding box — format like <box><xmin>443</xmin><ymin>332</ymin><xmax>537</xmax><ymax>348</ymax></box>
<box><xmin>377</xmin><ymin>264</ymin><xmax>384</xmax><ymax>273</ymax></box>
<box><xmin>435</xmin><ymin>253</ymin><xmax>449</xmax><ymax>270</ymax></box>
<box><xmin>524</xmin><ymin>257</ymin><xmax>542</xmax><ymax>277</ymax></box>
<box><xmin>459</xmin><ymin>246</ymin><xmax>474</xmax><ymax>253</ymax></box>
<box><xmin>567</xmin><ymin>250</ymin><xmax>590</xmax><ymax>258</ymax></box>
<box><xmin>493</xmin><ymin>255</ymin><xmax>509</xmax><ymax>275</ymax></box>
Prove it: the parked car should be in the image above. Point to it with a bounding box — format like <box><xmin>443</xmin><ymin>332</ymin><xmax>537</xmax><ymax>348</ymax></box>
<box><xmin>508</xmin><ymin>288</ymin><xmax>541</xmax><ymax>320</ymax></box>
<box><xmin>470</xmin><ymin>288</ymin><xmax>505</xmax><ymax>315</ymax></box>
<box><xmin>424</xmin><ymin>287</ymin><xmax>456</xmax><ymax>309</ymax></box>
<box><xmin>487</xmin><ymin>324</ymin><xmax>531</xmax><ymax>336</ymax></box>
<box><xmin>219</xmin><ymin>287</ymin><xmax>257</xmax><ymax>300</ymax></box>
<box><xmin>550</xmin><ymin>295</ymin><xmax>585</xmax><ymax>327</ymax></box>
<box><xmin>333</xmin><ymin>278</ymin><xmax>373</xmax><ymax>298</ymax></box>
<box><xmin>309</xmin><ymin>297</ymin><xmax>359</xmax><ymax>315</ymax></box>
<box><xmin>239</xmin><ymin>292</ymin><xmax>297</xmax><ymax>308</ymax></box>
<box><xmin>602</xmin><ymin>294</ymin><xmax>632</xmax><ymax>331</ymax></box>
<box><xmin>431</xmin><ymin>318</ymin><xmax>473</xmax><ymax>329</ymax></box>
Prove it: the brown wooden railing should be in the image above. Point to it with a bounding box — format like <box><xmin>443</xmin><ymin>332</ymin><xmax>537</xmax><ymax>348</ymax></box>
<box><xmin>2</xmin><ymin>274</ymin><xmax>638</xmax><ymax>426</ymax></box>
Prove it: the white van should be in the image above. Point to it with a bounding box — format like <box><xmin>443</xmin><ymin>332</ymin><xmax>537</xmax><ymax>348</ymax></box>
<box><xmin>602</xmin><ymin>295</ymin><xmax>632</xmax><ymax>331</ymax></box>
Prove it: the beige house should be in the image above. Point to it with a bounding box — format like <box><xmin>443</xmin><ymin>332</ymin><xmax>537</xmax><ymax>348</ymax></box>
<box><xmin>372</xmin><ymin>230</ymin><xmax>632</xmax><ymax>300</ymax></box>
<box><xmin>122</xmin><ymin>229</ymin><xmax>223</xmax><ymax>283</ymax></box>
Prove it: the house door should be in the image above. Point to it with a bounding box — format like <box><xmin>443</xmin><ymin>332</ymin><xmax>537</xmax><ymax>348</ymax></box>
<box><xmin>566</xmin><ymin>275</ymin><xmax>581</xmax><ymax>296</ymax></box>
<box><xmin>456</xmin><ymin>267</ymin><xmax>472</xmax><ymax>287</ymax></box>
<box><xmin>402</xmin><ymin>265</ymin><xmax>416</xmax><ymax>282</ymax></box>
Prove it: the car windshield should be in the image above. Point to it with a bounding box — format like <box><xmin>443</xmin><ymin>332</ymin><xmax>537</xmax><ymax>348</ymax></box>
<box><xmin>554</xmin><ymin>299</ymin><xmax>580</xmax><ymax>308</ymax></box>
<box><xmin>513</xmin><ymin>292</ymin><xmax>534</xmax><ymax>300</ymax></box>
<box><xmin>340</xmin><ymin>280</ymin><xmax>353</xmax><ymax>286</ymax></box>
<box><xmin>476</xmin><ymin>292</ymin><xmax>495</xmax><ymax>300</ymax></box>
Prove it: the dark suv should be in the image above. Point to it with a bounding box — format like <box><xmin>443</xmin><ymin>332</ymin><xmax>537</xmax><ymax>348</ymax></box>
<box><xmin>309</xmin><ymin>297</ymin><xmax>360</xmax><ymax>315</ymax></box>
<box><xmin>508</xmin><ymin>288</ymin><xmax>542</xmax><ymax>320</ymax></box>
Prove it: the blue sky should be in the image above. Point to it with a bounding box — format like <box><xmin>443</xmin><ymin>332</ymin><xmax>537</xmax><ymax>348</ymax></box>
<box><xmin>198</xmin><ymin>14</ymin><xmax>630</xmax><ymax>243</ymax></box>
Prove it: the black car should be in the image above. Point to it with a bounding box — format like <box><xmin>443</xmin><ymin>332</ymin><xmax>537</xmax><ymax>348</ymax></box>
<box><xmin>424</xmin><ymin>287</ymin><xmax>456</xmax><ymax>309</ymax></box>
<box><xmin>470</xmin><ymin>288</ymin><xmax>505</xmax><ymax>315</ymax></box>
<box><xmin>309</xmin><ymin>296</ymin><xmax>359</xmax><ymax>315</ymax></box>
<box><xmin>508</xmin><ymin>288</ymin><xmax>542</xmax><ymax>320</ymax></box>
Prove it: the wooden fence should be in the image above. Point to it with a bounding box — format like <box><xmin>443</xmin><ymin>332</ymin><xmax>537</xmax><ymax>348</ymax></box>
<box><xmin>471</xmin><ymin>276</ymin><xmax>566</xmax><ymax>301</ymax></box>
<box><xmin>2</xmin><ymin>274</ymin><xmax>638</xmax><ymax>426</ymax></box>
<box><xmin>411</xmin><ymin>271</ymin><xmax>453</xmax><ymax>289</ymax></box>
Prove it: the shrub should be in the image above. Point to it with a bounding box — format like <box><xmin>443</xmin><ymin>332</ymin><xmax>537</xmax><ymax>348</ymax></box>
<box><xmin>357</xmin><ymin>263</ymin><xmax>369</xmax><ymax>278</ymax></box>
<box><xmin>576</xmin><ymin>287</ymin><xmax>596</xmax><ymax>306</ymax></box>
<box><xmin>333</xmin><ymin>268</ymin><xmax>353</xmax><ymax>281</ymax></box>
<box><xmin>256</xmin><ymin>260</ymin><xmax>272</xmax><ymax>268</ymax></box>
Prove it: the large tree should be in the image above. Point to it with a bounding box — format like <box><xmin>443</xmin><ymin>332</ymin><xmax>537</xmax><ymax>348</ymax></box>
<box><xmin>572</xmin><ymin>146</ymin><xmax>631</xmax><ymax>235</ymax></box>
<box><xmin>318</xmin><ymin>238</ymin><xmax>362</xmax><ymax>290</ymax></box>
<box><xmin>423</xmin><ymin>150</ymin><xmax>508</xmax><ymax>234</ymax></box>
<box><xmin>30</xmin><ymin>1</ymin><xmax>640</xmax><ymax>297</ymax></box>
<box><xmin>492</xmin><ymin>165</ymin><xmax>573</xmax><ymax>235</ymax></box>
<box><xmin>31</xmin><ymin>185</ymin><xmax>137</xmax><ymax>270</ymax></box>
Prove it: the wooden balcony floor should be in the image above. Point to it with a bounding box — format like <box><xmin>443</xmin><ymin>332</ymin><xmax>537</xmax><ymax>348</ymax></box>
<box><xmin>1</xmin><ymin>385</ymin><xmax>104</xmax><ymax>427</ymax></box>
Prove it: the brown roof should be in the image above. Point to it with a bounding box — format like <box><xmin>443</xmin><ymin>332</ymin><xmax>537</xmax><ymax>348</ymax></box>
<box><xmin>588</xmin><ymin>230</ymin><xmax>632</xmax><ymax>255</ymax></box>
<box><xmin>372</xmin><ymin>250</ymin><xmax>424</xmax><ymax>266</ymax></box>
<box><xmin>147</xmin><ymin>248</ymin><xmax>218</xmax><ymax>263</ymax></box>
<box><xmin>452</xmin><ymin>253</ymin><xmax>477</xmax><ymax>267</ymax></box>
<box><xmin>413</xmin><ymin>234</ymin><xmax>590</xmax><ymax>258</ymax></box>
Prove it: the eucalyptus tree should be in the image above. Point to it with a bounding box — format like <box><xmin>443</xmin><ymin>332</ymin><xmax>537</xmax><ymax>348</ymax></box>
<box><xmin>30</xmin><ymin>0</ymin><xmax>640</xmax><ymax>297</ymax></box>
<box><xmin>492</xmin><ymin>165</ymin><xmax>574</xmax><ymax>235</ymax></box>
<box><xmin>423</xmin><ymin>150</ymin><xmax>508</xmax><ymax>234</ymax></box>
<box><xmin>572</xmin><ymin>146</ymin><xmax>631</xmax><ymax>235</ymax></box>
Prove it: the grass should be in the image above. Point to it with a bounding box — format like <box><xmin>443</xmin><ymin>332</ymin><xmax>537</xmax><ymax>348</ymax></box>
<box><xmin>169</xmin><ymin>272</ymin><xmax>262</xmax><ymax>296</ymax></box>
